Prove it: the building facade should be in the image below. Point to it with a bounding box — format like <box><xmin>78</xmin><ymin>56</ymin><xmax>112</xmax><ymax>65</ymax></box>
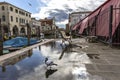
<box><xmin>69</xmin><ymin>11</ymin><xmax>91</xmax><ymax>29</ymax></box>
<box><xmin>0</xmin><ymin>2</ymin><xmax>31</xmax><ymax>37</ymax></box>
<box><xmin>31</xmin><ymin>18</ymin><xmax>41</xmax><ymax>36</ymax></box>
<box><xmin>39</xmin><ymin>18</ymin><xmax>56</xmax><ymax>35</ymax></box>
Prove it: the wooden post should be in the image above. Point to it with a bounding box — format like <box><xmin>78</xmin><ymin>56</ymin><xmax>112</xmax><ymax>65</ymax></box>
<box><xmin>0</xmin><ymin>19</ymin><xmax>3</xmax><ymax>55</ymax></box>
<box><xmin>26</xmin><ymin>23</ymin><xmax>31</xmax><ymax>46</ymax></box>
<box><xmin>109</xmin><ymin>5</ymin><xmax>113</xmax><ymax>46</ymax></box>
<box><xmin>38</xmin><ymin>26</ymin><xmax>40</xmax><ymax>40</ymax></box>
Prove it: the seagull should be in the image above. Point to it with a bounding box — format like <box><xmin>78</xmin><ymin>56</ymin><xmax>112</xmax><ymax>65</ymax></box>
<box><xmin>45</xmin><ymin>57</ymin><xmax>57</xmax><ymax>68</ymax></box>
<box><xmin>28</xmin><ymin>2</ymin><xmax>32</xmax><ymax>6</ymax></box>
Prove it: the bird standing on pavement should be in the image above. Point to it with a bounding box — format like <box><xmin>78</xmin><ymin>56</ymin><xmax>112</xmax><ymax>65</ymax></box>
<box><xmin>45</xmin><ymin>57</ymin><xmax>57</xmax><ymax>68</ymax></box>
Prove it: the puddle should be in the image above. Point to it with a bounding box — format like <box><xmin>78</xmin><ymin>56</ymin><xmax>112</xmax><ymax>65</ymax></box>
<box><xmin>0</xmin><ymin>40</ymin><xmax>104</xmax><ymax>80</ymax></box>
<box><xmin>87</xmin><ymin>54</ymin><xmax>100</xmax><ymax>59</ymax></box>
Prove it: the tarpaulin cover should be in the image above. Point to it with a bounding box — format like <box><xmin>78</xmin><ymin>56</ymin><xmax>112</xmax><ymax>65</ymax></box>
<box><xmin>3</xmin><ymin>37</ymin><xmax>38</xmax><ymax>47</ymax></box>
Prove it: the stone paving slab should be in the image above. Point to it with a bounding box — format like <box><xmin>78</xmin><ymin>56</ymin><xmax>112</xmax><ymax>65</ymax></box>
<box><xmin>71</xmin><ymin>38</ymin><xmax>120</xmax><ymax>80</ymax></box>
<box><xmin>88</xmin><ymin>71</ymin><xmax>120</xmax><ymax>80</ymax></box>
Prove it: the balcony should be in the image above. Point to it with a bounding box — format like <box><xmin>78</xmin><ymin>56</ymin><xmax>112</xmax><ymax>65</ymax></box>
<box><xmin>19</xmin><ymin>23</ymin><xmax>26</xmax><ymax>26</ymax></box>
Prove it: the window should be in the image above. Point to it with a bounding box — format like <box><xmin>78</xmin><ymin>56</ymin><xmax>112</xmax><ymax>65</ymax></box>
<box><xmin>24</xmin><ymin>19</ymin><xmax>25</xmax><ymax>23</ymax></box>
<box><xmin>10</xmin><ymin>7</ymin><xmax>13</xmax><ymax>11</ymax></box>
<box><xmin>1</xmin><ymin>6</ymin><xmax>5</xmax><ymax>10</ymax></box>
<box><xmin>11</xmin><ymin>16</ymin><xmax>13</xmax><ymax>22</ymax></box>
<box><xmin>26</xmin><ymin>13</ymin><xmax>28</xmax><ymax>16</ymax></box>
<box><xmin>16</xmin><ymin>17</ymin><xmax>18</xmax><ymax>22</ymax></box>
<box><xmin>22</xmin><ymin>12</ymin><xmax>25</xmax><ymax>15</ymax></box>
<box><xmin>19</xmin><ymin>11</ymin><xmax>21</xmax><ymax>14</ymax></box>
<box><xmin>19</xmin><ymin>18</ymin><xmax>21</xmax><ymax>23</ymax></box>
<box><xmin>26</xmin><ymin>20</ymin><xmax>28</xmax><ymax>23</ymax></box>
<box><xmin>2</xmin><ymin>15</ymin><xmax>5</xmax><ymax>21</ymax></box>
<box><xmin>22</xmin><ymin>19</ymin><xmax>23</xmax><ymax>23</ymax></box>
<box><xmin>15</xmin><ymin>9</ymin><xmax>18</xmax><ymax>13</ymax></box>
<box><xmin>29</xmin><ymin>14</ymin><xmax>31</xmax><ymax>17</ymax></box>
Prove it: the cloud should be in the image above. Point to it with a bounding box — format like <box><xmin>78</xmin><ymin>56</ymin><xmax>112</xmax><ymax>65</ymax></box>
<box><xmin>32</xmin><ymin>0</ymin><xmax>106</xmax><ymax>28</ymax></box>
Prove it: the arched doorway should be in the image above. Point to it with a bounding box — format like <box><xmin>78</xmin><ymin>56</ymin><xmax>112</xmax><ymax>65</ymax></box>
<box><xmin>3</xmin><ymin>25</ymin><xmax>9</xmax><ymax>33</ymax></box>
<box><xmin>20</xmin><ymin>27</ymin><xmax>26</xmax><ymax>36</ymax></box>
<box><xmin>13</xmin><ymin>25</ymin><xmax>19</xmax><ymax>36</ymax></box>
<box><xmin>3</xmin><ymin>25</ymin><xmax>9</xmax><ymax>40</ymax></box>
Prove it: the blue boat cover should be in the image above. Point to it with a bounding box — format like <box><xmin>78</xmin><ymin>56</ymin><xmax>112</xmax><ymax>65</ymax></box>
<box><xmin>3</xmin><ymin>37</ymin><xmax>38</xmax><ymax>47</ymax></box>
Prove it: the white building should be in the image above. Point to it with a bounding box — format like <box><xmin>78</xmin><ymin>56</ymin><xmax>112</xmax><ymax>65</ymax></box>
<box><xmin>69</xmin><ymin>11</ymin><xmax>91</xmax><ymax>29</ymax></box>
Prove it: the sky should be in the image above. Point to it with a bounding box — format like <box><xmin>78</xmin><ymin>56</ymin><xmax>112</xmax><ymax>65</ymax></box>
<box><xmin>0</xmin><ymin>0</ymin><xmax>106</xmax><ymax>28</ymax></box>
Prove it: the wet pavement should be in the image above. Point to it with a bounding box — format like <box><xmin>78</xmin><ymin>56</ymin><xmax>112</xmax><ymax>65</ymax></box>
<box><xmin>0</xmin><ymin>38</ymin><xmax>120</xmax><ymax>80</ymax></box>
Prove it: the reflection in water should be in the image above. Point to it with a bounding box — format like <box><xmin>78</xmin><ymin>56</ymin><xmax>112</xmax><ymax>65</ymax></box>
<box><xmin>1</xmin><ymin>66</ymin><xmax>6</xmax><ymax>72</ymax></box>
<box><xmin>45</xmin><ymin>69</ymin><xmax>58</xmax><ymax>78</ymax></box>
<box><xmin>0</xmin><ymin>50</ymin><xmax>33</xmax><ymax>72</ymax></box>
<box><xmin>59</xmin><ymin>44</ymin><xmax>79</xmax><ymax>60</ymax></box>
<box><xmin>39</xmin><ymin>45</ymin><xmax>41</xmax><ymax>50</ymax></box>
<box><xmin>27</xmin><ymin>50</ymin><xmax>33</xmax><ymax>57</ymax></box>
<box><xmin>0</xmin><ymin>40</ymin><xmax>100</xmax><ymax>80</ymax></box>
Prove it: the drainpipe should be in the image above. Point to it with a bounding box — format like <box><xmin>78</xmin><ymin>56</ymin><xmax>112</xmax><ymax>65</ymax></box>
<box><xmin>109</xmin><ymin>5</ymin><xmax>113</xmax><ymax>46</ymax></box>
<box><xmin>0</xmin><ymin>19</ymin><xmax>3</xmax><ymax>55</ymax></box>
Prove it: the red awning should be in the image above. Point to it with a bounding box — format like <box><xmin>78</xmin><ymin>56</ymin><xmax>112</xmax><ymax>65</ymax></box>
<box><xmin>78</xmin><ymin>0</ymin><xmax>120</xmax><ymax>37</ymax></box>
<box><xmin>79</xmin><ymin>17</ymin><xmax>88</xmax><ymax>34</ymax></box>
<box><xmin>96</xmin><ymin>0</ymin><xmax>120</xmax><ymax>36</ymax></box>
<box><xmin>72</xmin><ymin>22</ymin><xmax>81</xmax><ymax>30</ymax></box>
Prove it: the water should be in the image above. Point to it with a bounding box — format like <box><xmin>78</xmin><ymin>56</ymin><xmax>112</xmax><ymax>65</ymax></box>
<box><xmin>0</xmin><ymin>40</ymin><xmax>103</xmax><ymax>80</ymax></box>
<box><xmin>0</xmin><ymin>41</ymin><xmax>63</xmax><ymax>80</ymax></box>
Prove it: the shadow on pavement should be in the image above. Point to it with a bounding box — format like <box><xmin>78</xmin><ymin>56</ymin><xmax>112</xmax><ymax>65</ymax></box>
<box><xmin>45</xmin><ymin>69</ymin><xmax>58</xmax><ymax>78</ymax></box>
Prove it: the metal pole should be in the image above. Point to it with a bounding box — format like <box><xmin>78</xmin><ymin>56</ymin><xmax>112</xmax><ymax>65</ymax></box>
<box><xmin>94</xmin><ymin>16</ymin><xmax>97</xmax><ymax>36</ymax></box>
<box><xmin>26</xmin><ymin>23</ymin><xmax>31</xmax><ymax>46</ymax></box>
<box><xmin>109</xmin><ymin>5</ymin><xmax>113</xmax><ymax>46</ymax></box>
<box><xmin>0</xmin><ymin>19</ymin><xmax>3</xmax><ymax>55</ymax></box>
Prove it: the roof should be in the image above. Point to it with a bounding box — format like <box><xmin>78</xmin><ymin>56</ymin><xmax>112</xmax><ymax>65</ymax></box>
<box><xmin>40</xmin><ymin>18</ymin><xmax>54</xmax><ymax>25</ymax></box>
<box><xmin>0</xmin><ymin>2</ymin><xmax>31</xmax><ymax>14</ymax></box>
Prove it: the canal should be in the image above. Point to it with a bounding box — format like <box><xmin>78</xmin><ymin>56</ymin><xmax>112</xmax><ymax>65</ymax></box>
<box><xmin>0</xmin><ymin>40</ymin><xmax>102</xmax><ymax>80</ymax></box>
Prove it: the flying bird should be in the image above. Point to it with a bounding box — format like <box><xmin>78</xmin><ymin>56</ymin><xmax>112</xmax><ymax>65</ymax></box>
<box><xmin>28</xmin><ymin>2</ymin><xmax>32</xmax><ymax>6</ymax></box>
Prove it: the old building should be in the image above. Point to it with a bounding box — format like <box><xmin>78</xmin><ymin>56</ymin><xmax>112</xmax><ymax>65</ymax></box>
<box><xmin>39</xmin><ymin>18</ymin><xmax>56</xmax><ymax>35</ymax></box>
<box><xmin>69</xmin><ymin>11</ymin><xmax>91</xmax><ymax>29</ymax></box>
<box><xmin>31</xmin><ymin>18</ymin><xmax>41</xmax><ymax>36</ymax></box>
<box><xmin>0</xmin><ymin>2</ymin><xmax>31</xmax><ymax>37</ymax></box>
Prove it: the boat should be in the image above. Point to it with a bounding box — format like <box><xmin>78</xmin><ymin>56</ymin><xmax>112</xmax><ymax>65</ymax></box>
<box><xmin>3</xmin><ymin>37</ymin><xmax>38</xmax><ymax>47</ymax></box>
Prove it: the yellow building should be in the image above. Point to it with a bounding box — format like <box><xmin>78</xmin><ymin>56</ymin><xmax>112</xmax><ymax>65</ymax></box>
<box><xmin>0</xmin><ymin>2</ymin><xmax>31</xmax><ymax>37</ymax></box>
